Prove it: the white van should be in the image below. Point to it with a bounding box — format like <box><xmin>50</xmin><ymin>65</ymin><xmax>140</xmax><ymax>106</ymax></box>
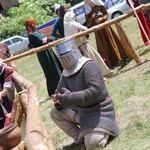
<box><xmin>69</xmin><ymin>2</ymin><xmax>86</xmax><ymax>25</ymax></box>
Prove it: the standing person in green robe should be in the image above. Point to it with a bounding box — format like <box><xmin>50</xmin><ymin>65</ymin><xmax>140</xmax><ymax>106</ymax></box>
<box><xmin>25</xmin><ymin>17</ymin><xmax>62</xmax><ymax>96</ymax></box>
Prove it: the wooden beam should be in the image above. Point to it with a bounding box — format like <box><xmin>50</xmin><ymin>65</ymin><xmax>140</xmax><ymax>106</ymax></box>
<box><xmin>3</xmin><ymin>3</ymin><xmax>150</xmax><ymax>64</ymax></box>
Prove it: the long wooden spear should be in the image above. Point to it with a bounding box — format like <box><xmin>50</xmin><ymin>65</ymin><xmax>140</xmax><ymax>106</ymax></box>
<box><xmin>128</xmin><ymin>0</ymin><xmax>150</xmax><ymax>44</ymax></box>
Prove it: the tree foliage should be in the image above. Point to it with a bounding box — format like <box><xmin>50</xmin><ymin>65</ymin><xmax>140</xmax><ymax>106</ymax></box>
<box><xmin>65</xmin><ymin>0</ymin><xmax>82</xmax><ymax>5</ymax></box>
<box><xmin>0</xmin><ymin>0</ymin><xmax>68</xmax><ymax>40</ymax></box>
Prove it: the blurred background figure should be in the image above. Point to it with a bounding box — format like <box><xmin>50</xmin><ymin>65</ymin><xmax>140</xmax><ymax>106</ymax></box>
<box><xmin>25</xmin><ymin>17</ymin><xmax>62</xmax><ymax>97</ymax></box>
<box><xmin>139</xmin><ymin>0</ymin><xmax>150</xmax><ymax>26</ymax></box>
<box><xmin>84</xmin><ymin>0</ymin><xmax>133</xmax><ymax>69</ymax></box>
<box><xmin>126</xmin><ymin>0</ymin><xmax>150</xmax><ymax>45</ymax></box>
<box><xmin>52</xmin><ymin>4</ymin><xmax>68</xmax><ymax>39</ymax></box>
<box><xmin>54</xmin><ymin>4</ymin><xmax>61</xmax><ymax>16</ymax></box>
<box><xmin>64</xmin><ymin>11</ymin><xmax>112</xmax><ymax>77</ymax></box>
<box><xmin>0</xmin><ymin>43</ymin><xmax>16</xmax><ymax>101</ymax></box>
<box><xmin>0</xmin><ymin>43</ymin><xmax>16</xmax><ymax>71</ymax></box>
<box><xmin>0</xmin><ymin>64</ymin><xmax>13</xmax><ymax>129</ymax></box>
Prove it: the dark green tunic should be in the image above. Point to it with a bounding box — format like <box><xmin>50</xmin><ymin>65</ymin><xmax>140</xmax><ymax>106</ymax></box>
<box><xmin>28</xmin><ymin>30</ymin><xmax>62</xmax><ymax>96</ymax></box>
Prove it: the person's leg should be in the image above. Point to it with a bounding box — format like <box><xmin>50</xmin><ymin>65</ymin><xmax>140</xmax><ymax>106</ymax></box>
<box><xmin>50</xmin><ymin>107</ymin><xmax>80</xmax><ymax>143</ymax></box>
<box><xmin>51</xmin><ymin>107</ymin><xmax>86</xmax><ymax>150</ymax></box>
<box><xmin>84</xmin><ymin>131</ymin><xmax>109</xmax><ymax>150</ymax></box>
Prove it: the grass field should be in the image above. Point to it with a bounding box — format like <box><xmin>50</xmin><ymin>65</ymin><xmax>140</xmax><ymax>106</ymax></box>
<box><xmin>14</xmin><ymin>17</ymin><xmax>150</xmax><ymax>150</ymax></box>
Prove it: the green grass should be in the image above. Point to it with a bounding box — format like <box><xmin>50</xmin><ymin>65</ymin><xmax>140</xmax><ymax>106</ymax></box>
<box><xmin>14</xmin><ymin>17</ymin><xmax>150</xmax><ymax>150</ymax></box>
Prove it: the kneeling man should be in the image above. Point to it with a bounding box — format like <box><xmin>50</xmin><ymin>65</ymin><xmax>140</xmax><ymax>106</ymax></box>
<box><xmin>50</xmin><ymin>37</ymin><xmax>119</xmax><ymax>150</ymax></box>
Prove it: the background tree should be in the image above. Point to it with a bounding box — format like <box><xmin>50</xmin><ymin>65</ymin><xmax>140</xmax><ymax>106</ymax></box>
<box><xmin>0</xmin><ymin>0</ymin><xmax>67</xmax><ymax>40</ymax></box>
<box><xmin>65</xmin><ymin>0</ymin><xmax>83</xmax><ymax>5</ymax></box>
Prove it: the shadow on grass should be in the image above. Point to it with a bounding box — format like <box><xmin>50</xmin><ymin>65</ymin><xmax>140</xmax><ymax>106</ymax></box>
<box><xmin>109</xmin><ymin>59</ymin><xmax>150</xmax><ymax>78</ymax></box>
<box><xmin>143</xmin><ymin>70</ymin><xmax>150</xmax><ymax>75</ymax></box>
<box><xmin>139</xmin><ymin>47</ymin><xmax>150</xmax><ymax>56</ymax></box>
<box><xmin>136</xmin><ymin>44</ymin><xmax>147</xmax><ymax>50</ymax></box>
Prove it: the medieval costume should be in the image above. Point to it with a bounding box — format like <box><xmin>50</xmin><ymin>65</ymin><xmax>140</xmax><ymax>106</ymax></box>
<box><xmin>84</xmin><ymin>0</ymin><xmax>133</xmax><ymax>69</ymax></box>
<box><xmin>52</xmin><ymin>5</ymin><xmax>68</xmax><ymax>39</ymax></box>
<box><xmin>0</xmin><ymin>43</ymin><xmax>14</xmax><ymax>67</ymax></box>
<box><xmin>138</xmin><ymin>0</ymin><xmax>150</xmax><ymax>26</ymax></box>
<box><xmin>28</xmin><ymin>30</ymin><xmax>62</xmax><ymax>96</ymax></box>
<box><xmin>126</xmin><ymin>0</ymin><xmax>150</xmax><ymax>45</ymax></box>
<box><xmin>0</xmin><ymin>43</ymin><xmax>11</xmax><ymax>58</ymax></box>
<box><xmin>52</xmin><ymin>17</ymin><xmax>65</xmax><ymax>38</ymax></box>
<box><xmin>0</xmin><ymin>66</ymin><xmax>13</xmax><ymax>129</ymax></box>
<box><xmin>50</xmin><ymin>38</ymin><xmax>119</xmax><ymax>150</ymax></box>
<box><xmin>0</xmin><ymin>43</ymin><xmax>16</xmax><ymax>101</ymax></box>
<box><xmin>64</xmin><ymin>11</ymin><xmax>112</xmax><ymax>76</ymax></box>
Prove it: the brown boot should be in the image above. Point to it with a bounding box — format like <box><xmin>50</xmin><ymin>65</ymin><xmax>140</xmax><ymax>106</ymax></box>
<box><xmin>0</xmin><ymin>123</ymin><xmax>21</xmax><ymax>149</ymax></box>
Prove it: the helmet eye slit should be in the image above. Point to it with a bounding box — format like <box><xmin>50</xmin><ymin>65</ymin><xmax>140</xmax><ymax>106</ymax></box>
<box><xmin>55</xmin><ymin>38</ymin><xmax>82</xmax><ymax>69</ymax></box>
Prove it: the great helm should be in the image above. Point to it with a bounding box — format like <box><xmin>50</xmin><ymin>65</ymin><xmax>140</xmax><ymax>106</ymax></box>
<box><xmin>55</xmin><ymin>37</ymin><xmax>82</xmax><ymax>69</ymax></box>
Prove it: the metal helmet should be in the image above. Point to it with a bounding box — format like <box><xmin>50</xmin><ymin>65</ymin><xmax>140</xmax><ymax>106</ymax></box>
<box><xmin>55</xmin><ymin>38</ymin><xmax>82</xmax><ymax>69</ymax></box>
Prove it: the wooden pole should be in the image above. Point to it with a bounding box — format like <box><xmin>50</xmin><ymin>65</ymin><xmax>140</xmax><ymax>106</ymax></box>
<box><xmin>25</xmin><ymin>85</ymin><xmax>50</xmax><ymax>150</ymax></box>
<box><xmin>128</xmin><ymin>0</ymin><xmax>150</xmax><ymax>44</ymax></box>
<box><xmin>115</xmin><ymin>22</ymin><xmax>142</xmax><ymax>64</ymax></box>
<box><xmin>3</xmin><ymin>3</ymin><xmax>150</xmax><ymax>64</ymax></box>
<box><xmin>20</xmin><ymin>92</ymin><xmax>28</xmax><ymax>115</ymax></box>
<box><xmin>11</xmin><ymin>93</ymin><xmax>24</xmax><ymax>127</ymax></box>
<box><xmin>12</xmin><ymin>72</ymin><xmax>56</xmax><ymax>150</ymax></box>
<box><xmin>41</xmin><ymin>122</ymin><xmax>56</xmax><ymax>150</ymax></box>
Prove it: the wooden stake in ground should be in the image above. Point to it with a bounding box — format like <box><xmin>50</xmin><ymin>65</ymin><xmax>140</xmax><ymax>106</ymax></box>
<box><xmin>115</xmin><ymin>21</ymin><xmax>142</xmax><ymax>64</ymax></box>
